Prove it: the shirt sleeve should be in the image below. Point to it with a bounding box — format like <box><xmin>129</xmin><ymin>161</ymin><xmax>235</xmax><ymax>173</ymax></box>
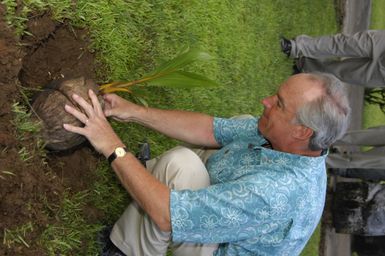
<box><xmin>170</xmin><ymin>179</ymin><xmax>293</xmax><ymax>244</ymax></box>
<box><xmin>213</xmin><ymin>117</ymin><xmax>263</xmax><ymax>146</ymax></box>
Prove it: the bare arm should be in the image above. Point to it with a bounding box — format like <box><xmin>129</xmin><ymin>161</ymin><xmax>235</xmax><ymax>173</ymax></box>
<box><xmin>103</xmin><ymin>94</ymin><xmax>220</xmax><ymax>148</ymax></box>
<box><xmin>63</xmin><ymin>90</ymin><xmax>171</xmax><ymax>231</ymax></box>
<box><xmin>111</xmin><ymin>152</ymin><xmax>171</xmax><ymax>231</ymax></box>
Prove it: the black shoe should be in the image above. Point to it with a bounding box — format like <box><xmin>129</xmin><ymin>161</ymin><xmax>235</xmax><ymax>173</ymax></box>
<box><xmin>136</xmin><ymin>141</ymin><xmax>151</xmax><ymax>167</ymax></box>
<box><xmin>280</xmin><ymin>36</ymin><xmax>292</xmax><ymax>57</ymax></box>
<box><xmin>292</xmin><ymin>63</ymin><xmax>301</xmax><ymax>75</ymax></box>
<box><xmin>292</xmin><ymin>57</ymin><xmax>303</xmax><ymax>75</ymax></box>
<box><xmin>98</xmin><ymin>226</ymin><xmax>126</xmax><ymax>256</ymax></box>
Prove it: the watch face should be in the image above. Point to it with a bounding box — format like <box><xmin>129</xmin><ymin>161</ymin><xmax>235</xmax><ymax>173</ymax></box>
<box><xmin>115</xmin><ymin>147</ymin><xmax>126</xmax><ymax>157</ymax></box>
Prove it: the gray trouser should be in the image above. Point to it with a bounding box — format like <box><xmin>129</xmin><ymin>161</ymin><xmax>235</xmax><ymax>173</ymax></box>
<box><xmin>110</xmin><ymin>146</ymin><xmax>219</xmax><ymax>256</ymax></box>
<box><xmin>290</xmin><ymin>30</ymin><xmax>385</xmax><ymax>87</ymax></box>
<box><xmin>327</xmin><ymin>126</ymin><xmax>385</xmax><ymax>169</ymax></box>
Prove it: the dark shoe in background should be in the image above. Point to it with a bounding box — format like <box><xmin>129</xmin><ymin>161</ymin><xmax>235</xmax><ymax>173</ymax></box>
<box><xmin>292</xmin><ymin>57</ymin><xmax>304</xmax><ymax>75</ymax></box>
<box><xmin>136</xmin><ymin>141</ymin><xmax>151</xmax><ymax>167</ymax></box>
<box><xmin>292</xmin><ymin>63</ymin><xmax>302</xmax><ymax>75</ymax></box>
<box><xmin>280</xmin><ymin>36</ymin><xmax>292</xmax><ymax>57</ymax></box>
<box><xmin>98</xmin><ymin>226</ymin><xmax>126</xmax><ymax>256</ymax></box>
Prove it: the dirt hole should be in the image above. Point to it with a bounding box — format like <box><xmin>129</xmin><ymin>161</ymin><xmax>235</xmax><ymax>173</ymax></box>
<box><xmin>0</xmin><ymin>9</ymin><xmax>102</xmax><ymax>255</ymax></box>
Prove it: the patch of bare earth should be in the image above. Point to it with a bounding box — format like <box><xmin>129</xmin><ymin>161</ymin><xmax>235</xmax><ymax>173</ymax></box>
<box><xmin>0</xmin><ymin>6</ymin><xmax>102</xmax><ymax>255</ymax></box>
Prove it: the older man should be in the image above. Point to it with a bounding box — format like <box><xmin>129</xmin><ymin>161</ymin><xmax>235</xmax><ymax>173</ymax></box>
<box><xmin>64</xmin><ymin>72</ymin><xmax>350</xmax><ymax>256</ymax></box>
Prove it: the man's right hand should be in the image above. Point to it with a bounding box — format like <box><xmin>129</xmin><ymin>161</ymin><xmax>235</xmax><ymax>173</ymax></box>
<box><xmin>103</xmin><ymin>93</ymin><xmax>142</xmax><ymax>122</ymax></box>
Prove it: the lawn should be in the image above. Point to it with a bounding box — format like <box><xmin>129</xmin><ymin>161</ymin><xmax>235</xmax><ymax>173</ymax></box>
<box><xmin>2</xmin><ymin>0</ymin><xmax>338</xmax><ymax>254</ymax></box>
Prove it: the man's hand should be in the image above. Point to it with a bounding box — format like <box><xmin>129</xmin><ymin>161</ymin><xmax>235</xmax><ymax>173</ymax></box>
<box><xmin>103</xmin><ymin>93</ymin><xmax>143</xmax><ymax>122</ymax></box>
<box><xmin>64</xmin><ymin>90</ymin><xmax>172</xmax><ymax>231</ymax></box>
<box><xmin>63</xmin><ymin>89</ymin><xmax>124</xmax><ymax>157</ymax></box>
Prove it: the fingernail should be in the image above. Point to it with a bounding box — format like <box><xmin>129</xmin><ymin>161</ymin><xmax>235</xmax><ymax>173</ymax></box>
<box><xmin>73</xmin><ymin>94</ymin><xmax>79</xmax><ymax>98</ymax></box>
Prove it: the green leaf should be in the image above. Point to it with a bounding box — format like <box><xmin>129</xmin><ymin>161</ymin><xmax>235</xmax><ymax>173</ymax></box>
<box><xmin>99</xmin><ymin>47</ymin><xmax>219</xmax><ymax>94</ymax></box>
<box><xmin>147</xmin><ymin>47</ymin><xmax>213</xmax><ymax>77</ymax></box>
<box><xmin>145</xmin><ymin>71</ymin><xmax>220</xmax><ymax>88</ymax></box>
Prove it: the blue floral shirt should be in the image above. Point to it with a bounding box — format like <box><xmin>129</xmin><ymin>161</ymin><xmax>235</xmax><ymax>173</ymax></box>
<box><xmin>170</xmin><ymin>117</ymin><xmax>327</xmax><ymax>255</ymax></box>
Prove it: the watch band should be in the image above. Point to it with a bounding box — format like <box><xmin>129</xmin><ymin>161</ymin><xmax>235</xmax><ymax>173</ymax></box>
<box><xmin>108</xmin><ymin>146</ymin><xmax>127</xmax><ymax>164</ymax></box>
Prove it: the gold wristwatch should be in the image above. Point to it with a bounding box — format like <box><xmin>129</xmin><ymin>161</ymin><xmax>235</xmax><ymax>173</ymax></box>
<box><xmin>108</xmin><ymin>146</ymin><xmax>127</xmax><ymax>164</ymax></box>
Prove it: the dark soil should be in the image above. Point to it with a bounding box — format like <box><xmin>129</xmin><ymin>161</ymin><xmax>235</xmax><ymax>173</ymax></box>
<box><xmin>19</xmin><ymin>15</ymin><xmax>96</xmax><ymax>88</ymax></box>
<box><xmin>0</xmin><ymin>6</ymin><xmax>101</xmax><ymax>255</ymax></box>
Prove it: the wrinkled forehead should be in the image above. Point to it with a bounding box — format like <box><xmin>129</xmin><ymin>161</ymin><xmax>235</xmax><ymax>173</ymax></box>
<box><xmin>279</xmin><ymin>74</ymin><xmax>324</xmax><ymax>109</ymax></box>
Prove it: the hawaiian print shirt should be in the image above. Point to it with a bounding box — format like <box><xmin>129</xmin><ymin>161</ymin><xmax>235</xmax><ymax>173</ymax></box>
<box><xmin>170</xmin><ymin>117</ymin><xmax>327</xmax><ymax>255</ymax></box>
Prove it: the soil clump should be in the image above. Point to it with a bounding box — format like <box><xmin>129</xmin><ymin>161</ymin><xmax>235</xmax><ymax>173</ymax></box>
<box><xmin>0</xmin><ymin>7</ymin><xmax>101</xmax><ymax>255</ymax></box>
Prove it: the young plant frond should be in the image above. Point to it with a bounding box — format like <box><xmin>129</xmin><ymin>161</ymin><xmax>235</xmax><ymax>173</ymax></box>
<box><xmin>99</xmin><ymin>48</ymin><xmax>220</xmax><ymax>94</ymax></box>
<box><xmin>147</xmin><ymin>47</ymin><xmax>213</xmax><ymax>77</ymax></box>
<box><xmin>146</xmin><ymin>71</ymin><xmax>219</xmax><ymax>88</ymax></box>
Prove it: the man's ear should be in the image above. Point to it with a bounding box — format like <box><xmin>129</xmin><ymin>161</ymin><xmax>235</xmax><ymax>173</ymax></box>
<box><xmin>292</xmin><ymin>125</ymin><xmax>314</xmax><ymax>141</ymax></box>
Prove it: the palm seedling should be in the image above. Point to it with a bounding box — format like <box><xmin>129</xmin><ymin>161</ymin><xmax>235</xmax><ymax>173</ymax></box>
<box><xmin>32</xmin><ymin>47</ymin><xmax>220</xmax><ymax>151</ymax></box>
<box><xmin>98</xmin><ymin>47</ymin><xmax>220</xmax><ymax>95</ymax></box>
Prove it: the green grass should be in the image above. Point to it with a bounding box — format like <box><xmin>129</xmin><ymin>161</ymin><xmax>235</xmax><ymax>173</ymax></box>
<box><xmin>301</xmin><ymin>224</ymin><xmax>321</xmax><ymax>256</ymax></box>
<box><xmin>2</xmin><ymin>0</ymin><xmax>339</xmax><ymax>254</ymax></box>
<box><xmin>11</xmin><ymin>101</ymin><xmax>47</xmax><ymax>164</ymax></box>
<box><xmin>39</xmin><ymin>191</ymin><xmax>103</xmax><ymax>255</ymax></box>
<box><xmin>11</xmin><ymin>102</ymin><xmax>41</xmax><ymax>137</ymax></box>
<box><xmin>371</xmin><ymin>0</ymin><xmax>385</xmax><ymax>29</ymax></box>
<box><xmin>3</xmin><ymin>222</ymin><xmax>34</xmax><ymax>249</ymax></box>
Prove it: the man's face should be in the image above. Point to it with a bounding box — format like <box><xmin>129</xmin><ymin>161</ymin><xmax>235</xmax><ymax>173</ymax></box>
<box><xmin>258</xmin><ymin>74</ymin><xmax>323</xmax><ymax>149</ymax></box>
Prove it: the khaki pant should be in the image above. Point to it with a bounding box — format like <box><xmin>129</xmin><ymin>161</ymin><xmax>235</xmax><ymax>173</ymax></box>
<box><xmin>110</xmin><ymin>146</ymin><xmax>219</xmax><ymax>256</ymax></box>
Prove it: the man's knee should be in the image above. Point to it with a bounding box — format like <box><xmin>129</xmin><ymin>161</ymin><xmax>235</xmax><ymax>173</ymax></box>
<box><xmin>149</xmin><ymin>146</ymin><xmax>210</xmax><ymax>190</ymax></box>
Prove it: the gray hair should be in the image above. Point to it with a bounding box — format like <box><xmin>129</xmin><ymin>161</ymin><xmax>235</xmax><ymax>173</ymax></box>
<box><xmin>295</xmin><ymin>72</ymin><xmax>351</xmax><ymax>150</ymax></box>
